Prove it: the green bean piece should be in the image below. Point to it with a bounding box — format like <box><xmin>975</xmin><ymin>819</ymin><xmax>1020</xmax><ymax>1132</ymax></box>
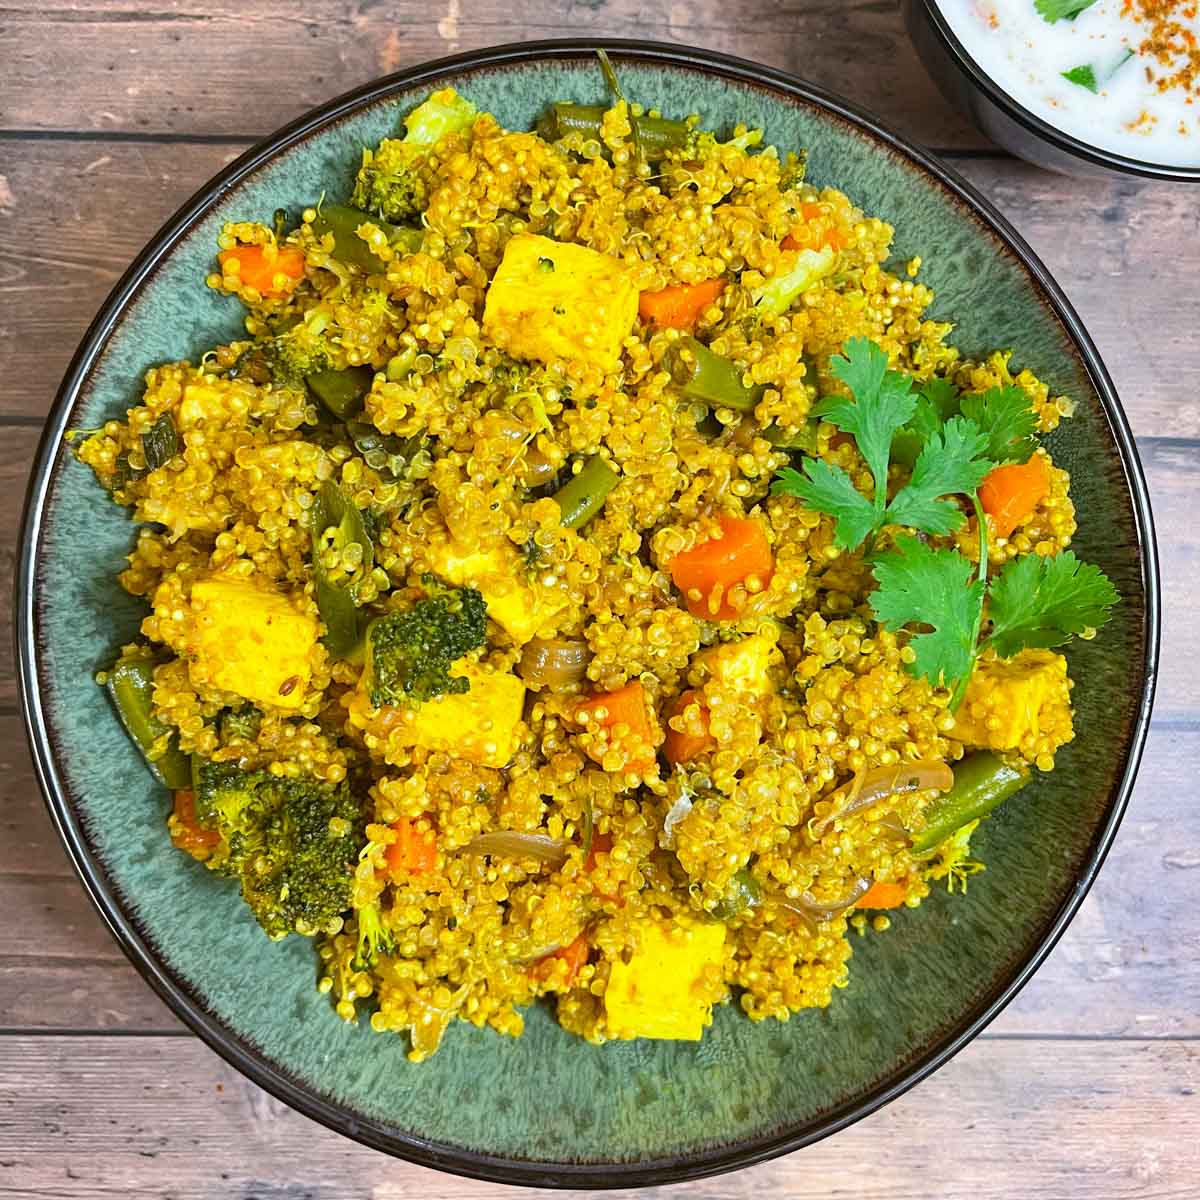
<box><xmin>763</xmin><ymin>419</ymin><xmax>818</xmax><ymax>455</ymax></box>
<box><xmin>666</xmin><ymin>336</ymin><xmax>765</xmax><ymax>413</ymax></box>
<box><xmin>306</xmin><ymin>365</ymin><xmax>374</xmax><ymax>421</ymax></box>
<box><xmin>105</xmin><ymin>658</ymin><xmax>192</xmax><ymax>790</ymax></box>
<box><xmin>911</xmin><ymin>752</ymin><xmax>1031</xmax><ymax>854</ymax></box>
<box><xmin>141</xmin><ymin>413</ymin><xmax>179</xmax><ymax>471</ymax></box>
<box><xmin>345</xmin><ymin>420</ymin><xmax>426</xmax><ymax>483</ymax></box>
<box><xmin>310</xmin><ymin>480</ymin><xmax>374</xmax><ymax>659</ymax></box>
<box><xmin>536</xmin><ymin>103</ymin><xmax>695</xmax><ymax>160</ymax></box>
<box><xmin>710</xmin><ymin>867</ymin><xmax>764</xmax><ymax>921</ymax></box>
<box><xmin>554</xmin><ymin>455</ymin><xmax>620</xmax><ymax>529</ymax></box>
<box><xmin>309</xmin><ymin>203</ymin><xmax>423</xmax><ymax>274</ymax></box>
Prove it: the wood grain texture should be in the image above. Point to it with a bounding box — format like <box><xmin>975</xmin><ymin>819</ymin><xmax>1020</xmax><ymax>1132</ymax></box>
<box><xmin>3</xmin><ymin>141</ymin><xmax>1200</xmax><ymax>433</ymax></box>
<box><xmin>1</xmin><ymin>6</ymin><xmax>1197</xmax><ymax>1193</ymax></box>
<box><xmin>0</xmin><ymin>1034</ymin><xmax>1196</xmax><ymax>1198</ymax></box>
<box><xmin>0</xmin><ymin>0</ymin><xmax>983</xmax><ymax>147</ymax></box>
<box><xmin>2</xmin><ymin>719</ymin><xmax>1196</xmax><ymax>1037</ymax></box>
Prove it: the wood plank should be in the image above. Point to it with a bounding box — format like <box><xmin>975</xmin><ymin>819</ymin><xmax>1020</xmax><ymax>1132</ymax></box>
<box><xmin>0</xmin><ymin>1034</ymin><xmax>1195</xmax><ymax>1197</ymax></box>
<box><xmin>1</xmin><ymin>719</ymin><xmax>1196</xmax><ymax>1036</ymax></box>
<box><xmin>0</xmin><ymin>0</ymin><xmax>982</xmax><ymax>147</ymax></box>
<box><xmin>2</xmin><ymin>139</ymin><xmax>1197</xmax><ymax>435</ymax></box>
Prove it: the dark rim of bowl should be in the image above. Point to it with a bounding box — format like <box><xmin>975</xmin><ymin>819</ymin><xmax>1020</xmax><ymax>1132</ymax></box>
<box><xmin>915</xmin><ymin>0</ymin><xmax>1200</xmax><ymax>182</ymax></box>
<box><xmin>15</xmin><ymin>37</ymin><xmax>1160</xmax><ymax>1190</ymax></box>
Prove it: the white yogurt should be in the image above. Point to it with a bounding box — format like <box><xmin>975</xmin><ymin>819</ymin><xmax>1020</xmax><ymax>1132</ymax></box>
<box><xmin>937</xmin><ymin>0</ymin><xmax>1200</xmax><ymax>167</ymax></box>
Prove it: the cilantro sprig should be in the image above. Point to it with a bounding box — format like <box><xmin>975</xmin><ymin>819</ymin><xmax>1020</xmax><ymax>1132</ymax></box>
<box><xmin>769</xmin><ymin>336</ymin><xmax>1118</xmax><ymax>704</ymax></box>
<box><xmin>770</xmin><ymin>338</ymin><xmax>1023</xmax><ymax>550</ymax></box>
<box><xmin>1035</xmin><ymin>0</ymin><xmax>1098</xmax><ymax>22</ymax></box>
<box><xmin>873</xmin><ymin>536</ymin><xmax>1118</xmax><ymax>705</ymax></box>
<box><xmin>871</xmin><ymin>534</ymin><xmax>986</xmax><ymax>691</ymax></box>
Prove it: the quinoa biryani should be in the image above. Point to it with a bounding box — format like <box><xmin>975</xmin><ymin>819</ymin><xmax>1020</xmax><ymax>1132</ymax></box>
<box><xmin>75</xmin><ymin>65</ymin><xmax>1118</xmax><ymax>1062</ymax></box>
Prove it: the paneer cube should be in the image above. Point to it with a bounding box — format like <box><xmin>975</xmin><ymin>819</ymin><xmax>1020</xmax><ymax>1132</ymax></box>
<box><xmin>604</xmin><ymin>918</ymin><xmax>727</xmax><ymax>1041</ymax></box>
<box><xmin>952</xmin><ymin>649</ymin><xmax>1074</xmax><ymax>758</ymax></box>
<box><xmin>431</xmin><ymin>539</ymin><xmax>564</xmax><ymax>645</ymax></box>
<box><xmin>357</xmin><ymin>664</ymin><xmax>526</xmax><ymax>769</ymax></box>
<box><xmin>694</xmin><ymin>633</ymin><xmax>777</xmax><ymax>698</ymax></box>
<box><xmin>482</xmin><ymin>233</ymin><xmax>640</xmax><ymax>370</ymax></box>
<box><xmin>185</xmin><ymin>576</ymin><xmax>317</xmax><ymax>709</ymax></box>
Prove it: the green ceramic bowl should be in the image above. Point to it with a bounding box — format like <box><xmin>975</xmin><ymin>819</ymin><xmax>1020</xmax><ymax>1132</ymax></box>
<box><xmin>16</xmin><ymin>40</ymin><xmax>1159</xmax><ymax>1188</ymax></box>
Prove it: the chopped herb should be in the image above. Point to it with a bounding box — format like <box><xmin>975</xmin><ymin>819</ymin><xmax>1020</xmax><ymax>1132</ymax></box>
<box><xmin>537</xmin><ymin>257</ymin><xmax>556</xmax><ymax>273</ymax></box>
<box><xmin>1063</xmin><ymin>47</ymin><xmax>1137</xmax><ymax>92</ymax></box>
<box><xmin>110</xmin><ymin>453</ymin><xmax>139</xmax><ymax>492</ymax></box>
<box><xmin>1035</xmin><ymin>0</ymin><xmax>1098</xmax><ymax>22</ymax></box>
<box><xmin>1062</xmin><ymin>64</ymin><xmax>1099</xmax><ymax>92</ymax></box>
<box><xmin>141</xmin><ymin>413</ymin><xmax>180</xmax><ymax>471</ymax></box>
<box><xmin>958</xmin><ymin>386</ymin><xmax>1039</xmax><ymax>464</ymax></box>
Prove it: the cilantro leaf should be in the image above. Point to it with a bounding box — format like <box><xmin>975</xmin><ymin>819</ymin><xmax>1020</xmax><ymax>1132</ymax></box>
<box><xmin>819</xmin><ymin>338</ymin><xmax>916</xmax><ymax>517</ymax></box>
<box><xmin>885</xmin><ymin>417</ymin><xmax>994</xmax><ymax>535</ymax></box>
<box><xmin>985</xmin><ymin>551</ymin><xmax>1119</xmax><ymax>657</ymax></box>
<box><xmin>871</xmin><ymin>535</ymin><xmax>985</xmax><ymax>690</ymax></box>
<box><xmin>1035</xmin><ymin>0</ymin><xmax>1098</xmax><ymax>22</ymax></box>
<box><xmin>771</xmin><ymin>461</ymin><xmax>876</xmax><ymax>549</ymax></box>
<box><xmin>1062</xmin><ymin>64</ymin><xmax>1099</xmax><ymax>92</ymax></box>
<box><xmin>959</xmin><ymin>386</ymin><xmax>1038</xmax><ymax>464</ymax></box>
<box><xmin>890</xmin><ymin>377</ymin><xmax>959</xmax><ymax>468</ymax></box>
<box><xmin>917</xmin><ymin>377</ymin><xmax>960</xmax><ymax>431</ymax></box>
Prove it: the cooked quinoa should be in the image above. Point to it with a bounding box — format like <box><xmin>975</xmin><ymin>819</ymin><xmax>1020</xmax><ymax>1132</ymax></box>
<box><xmin>78</xmin><ymin>79</ymin><xmax>1113</xmax><ymax>1062</ymax></box>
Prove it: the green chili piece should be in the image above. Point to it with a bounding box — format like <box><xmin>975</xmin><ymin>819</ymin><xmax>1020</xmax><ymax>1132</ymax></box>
<box><xmin>911</xmin><ymin>752</ymin><xmax>1031</xmax><ymax>854</ymax></box>
<box><xmin>345</xmin><ymin>420</ymin><xmax>426</xmax><ymax>483</ymax></box>
<box><xmin>710</xmin><ymin>867</ymin><xmax>764</xmax><ymax>921</ymax></box>
<box><xmin>306</xmin><ymin>365</ymin><xmax>375</xmax><ymax>421</ymax></box>
<box><xmin>666</xmin><ymin>336</ymin><xmax>765</xmax><ymax>413</ymax></box>
<box><xmin>309</xmin><ymin>203</ymin><xmax>423</xmax><ymax>274</ymax></box>
<box><xmin>105</xmin><ymin>658</ymin><xmax>192</xmax><ymax>790</ymax></box>
<box><xmin>310</xmin><ymin>480</ymin><xmax>374</xmax><ymax>659</ymax></box>
<box><xmin>554</xmin><ymin>455</ymin><xmax>620</xmax><ymax>529</ymax></box>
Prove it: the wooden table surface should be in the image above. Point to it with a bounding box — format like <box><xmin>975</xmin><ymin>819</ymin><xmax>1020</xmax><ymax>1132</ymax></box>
<box><xmin>1</xmin><ymin>3</ymin><xmax>1197</xmax><ymax>1197</ymax></box>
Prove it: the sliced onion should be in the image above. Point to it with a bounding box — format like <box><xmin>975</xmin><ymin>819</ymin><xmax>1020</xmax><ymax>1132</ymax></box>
<box><xmin>523</xmin><ymin>447</ymin><xmax>560</xmax><ymax>488</ymax></box>
<box><xmin>771</xmin><ymin>877</ymin><xmax>871</xmax><ymax>932</ymax></box>
<box><xmin>662</xmin><ymin>791</ymin><xmax>695</xmax><ymax>847</ymax></box>
<box><xmin>518</xmin><ymin>638</ymin><xmax>590</xmax><ymax>690</ymax></box>
<box><xmin>464</xmin><ymin>832</ymin><xmax>568</xmax><ymax>865</ymax></box>
<box><xmin>809</xmin><ymin>760</ymin><xmax>954</xmax><ymax>838</ymax></box>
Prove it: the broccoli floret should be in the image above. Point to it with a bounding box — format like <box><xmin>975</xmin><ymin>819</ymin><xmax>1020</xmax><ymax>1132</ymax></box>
<box><xmin>365</xmin><ymin>576</ymin><xmax>487</xmax><ymax>707</ymax></box>
<box><xmin>264</xmin><ymin>312</ymin><xmax>337</xmax><ymax>385</ymax></box>
<box><xmin>751</xmin><ymin>244</ymin><xmax>839</xmax><ymax>317</ymax></box>
<box><xmin>351</xmin><ymin>900</ymin><xmax>396</xmax><ymax>970</ymax></box>
<box><xmin>351</xmin><ymin>88</ymin><xmax>477</xmax><ymax>223</ymax></box>
<box><xmin>193</xmin><ymin>762</ymin><xmax>365</xmax><ymax>940</ymax></box>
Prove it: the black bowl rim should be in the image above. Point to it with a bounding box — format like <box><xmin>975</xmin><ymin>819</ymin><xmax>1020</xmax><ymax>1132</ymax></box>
<box><xmin>912</xmin><ymin>0</ymin><xmax>1200</xmax><ymax>182</ymax></box>
<box><xmin>15</xmin><ymin>37</ymin><xmax>1161</xmax><ymax>1190</ymax></box>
